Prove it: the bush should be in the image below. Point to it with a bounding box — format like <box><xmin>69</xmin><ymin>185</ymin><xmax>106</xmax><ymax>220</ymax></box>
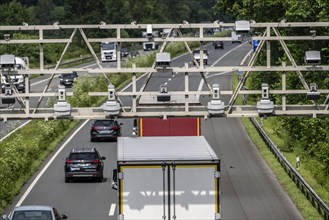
<box><xmin>0</xmin><ymin>120</ymin><xmax>78</xmax><ymax>212</ymax></box>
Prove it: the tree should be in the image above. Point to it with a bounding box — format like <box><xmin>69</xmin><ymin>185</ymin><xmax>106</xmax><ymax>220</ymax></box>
<box><xmin>0</xmin><ymin>0</ymin><xmax>29</xmax><ymax>25</ymax></box>
<box><xmin>32</xmin><ymin>0</ymin><xmax>55</xmax><ymax>24</ymax></box>
<box><xmin>63</xmin><ymin>0</ymin><xmax>107</xmax><ymax>24</ymax></box>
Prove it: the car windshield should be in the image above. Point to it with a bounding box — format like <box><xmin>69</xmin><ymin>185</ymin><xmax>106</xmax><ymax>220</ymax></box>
<box><xmin>69</xmin><ymin>152</ymin><xmax>97</xmax><ymax>160</ymax></box>
<box><xmin>193</xmin><ymin>50</ymin><xmax>208</xmax><ymax>54</ymax></box>
<box><xmin>61</xmin><ymin>74</ymin><xmax>74</xmax><ymax>78</ymax></box>
<box><xmin>94</xmin><ymin>120</ymin><xmax>116</xmax><ymax>127</ymax></box>
<box><xmin>101</xmin><ymin>43</ymin><xmax>115</xmax><ymax>50</ymax></box>
<box><xmin>12</xmin><ymin>210</ymin><xmax>52</xmax><ymax>220</ymax></box>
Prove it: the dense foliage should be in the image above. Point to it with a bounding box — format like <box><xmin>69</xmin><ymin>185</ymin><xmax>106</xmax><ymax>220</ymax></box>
<box><xmin>0</xmin><ymin>0</ymin><xmax>217</xmax><ymax>25</ymax></box>
<box><xmin>0</xmin><ymin>120</ymin><xmax>78</xmax><ymax>211</ymax></box>
<box><xmin>213</xmin><ymin>0</ymin><xmax>329</xmax><ymax>190</ymax></box>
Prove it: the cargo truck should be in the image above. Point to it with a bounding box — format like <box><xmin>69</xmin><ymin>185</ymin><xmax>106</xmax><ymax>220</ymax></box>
<box><xmin>142</xmin><ymin>30</ymin><xmax>159</xmax><ymax>51</ymax></box>
<box><xmin>1</xmin><ymin>56</ymin><xmax>29</xmax><ymax>93</ymax></box>
<box><xmin>112</xmin><ymin>136</ymin><xmax>221</xmax><ymax>220</ymax></box>
<box><xmin>100</xmin><ymin>42</ymin><xmax>117</xmax><ymax>62</ymax></box>
<box><xmin>135</xmin><ymin>117</ymin><xmax>200</xmax><ymax>137</ymax></box>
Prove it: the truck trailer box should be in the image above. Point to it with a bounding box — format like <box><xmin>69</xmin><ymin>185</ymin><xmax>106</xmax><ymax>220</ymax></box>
<box><xmin>138</xmin><ymin>117</ymin><xmax>200</xmax><ymax>137</ymax></box>
<box><xmin>113</xmin><ymin>136</ymin><xmax>221</xmax><ymax>220</ymax></box>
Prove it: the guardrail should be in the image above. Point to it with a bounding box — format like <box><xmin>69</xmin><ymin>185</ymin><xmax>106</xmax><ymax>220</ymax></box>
<box><xmin>250</xmin><ymin>117</ymin><xmax>329</xmax><ymax>220</ymax></box>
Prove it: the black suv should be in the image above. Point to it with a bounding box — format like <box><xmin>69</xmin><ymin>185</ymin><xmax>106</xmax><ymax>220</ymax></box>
<box><xmin>59</xmin><ymin>72</ymin><xmax>77</xmax><ymax>87</ymax></box>
<box><xmin>64</xmin><ymin>148</ymin><xmax>106</xmax><ymax>182</ymax></box>
<box><xmin>213</xmin><ymin>41</ymin><xmax>224</xmax><ymax>49</ymax></box>
<box><xmin>90</xmin><ymin>119</ymin><xmax>122</xmax><ymax>142</ymax></box>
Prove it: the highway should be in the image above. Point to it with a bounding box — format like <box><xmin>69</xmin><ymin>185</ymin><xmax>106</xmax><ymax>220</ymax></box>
<box><xmin>3</xmin><ymin>42</ymin><xmax>303</xmax><ymax>219</ymax></box>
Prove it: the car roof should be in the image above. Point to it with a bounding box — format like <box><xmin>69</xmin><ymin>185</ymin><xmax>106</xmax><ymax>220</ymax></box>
<box><xmin>70</xmin><ymin>147</ymin><xmax>96</xmax><ymax>153</ymax></box>
<box><xmin>193</xmin><ymin>49</ymin><xmax>208</xmax><ymax>53</ymax></box>
<box><xmin>13</xmin><ymin>205</ymin><xmax>53</xmax><ymax>211</ymax></box>
<box><xmin>94</xmin><ymin>119</ymin><xmax>116</xmax><ymax>122</ymax></box>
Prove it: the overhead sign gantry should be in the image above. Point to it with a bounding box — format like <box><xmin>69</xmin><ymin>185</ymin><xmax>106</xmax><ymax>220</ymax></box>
<box><xmin>0</xmin><ymin>21</ymin><xmax>329</xmax><ymax>120</ymax></box>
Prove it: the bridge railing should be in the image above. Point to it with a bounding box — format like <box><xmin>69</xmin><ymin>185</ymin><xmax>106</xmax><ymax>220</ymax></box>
<box><xmin>250</xmin><ymin>117</ymin><xmax>329</xmax><ymax>220</ymax></box>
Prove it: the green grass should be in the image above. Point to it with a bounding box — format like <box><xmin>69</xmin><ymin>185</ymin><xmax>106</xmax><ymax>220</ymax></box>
<box><xmin>241</xmin><ymin>118</ymin><xmax>323</xmax><ymax>219</ymax></box>
<box><xmin>0</xmin><ymin>120</ymin><xmax>79</xmax><ymax>213</ymax></box>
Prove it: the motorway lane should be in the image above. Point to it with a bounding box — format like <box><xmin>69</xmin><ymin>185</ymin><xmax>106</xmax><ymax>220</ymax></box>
<box><xmin>4</xmin><ymin>118</ymin><xmax>133</xmax><ymax>220</ymax></box>
<box><xmin>202</xmin><ymin>118</ymin><xmax>302</xmax><ymax>219</ymax></box>
<box><xmin>3</xmin><ymin>43</ymin><xmax>303</xmax><ymax>219</ymax></box>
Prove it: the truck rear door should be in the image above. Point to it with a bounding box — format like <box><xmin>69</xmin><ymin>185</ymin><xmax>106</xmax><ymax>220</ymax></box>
<box><xmin>118</xmin><ymin>163</ymin><xmax>220</xmax><ymax>220</ymax></box>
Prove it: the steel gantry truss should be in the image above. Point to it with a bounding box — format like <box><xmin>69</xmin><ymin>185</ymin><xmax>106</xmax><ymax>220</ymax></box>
<box><xmin>0</xmin><ymin>21</ymin><xmax>329</xmax><ymax>120</ymax></box>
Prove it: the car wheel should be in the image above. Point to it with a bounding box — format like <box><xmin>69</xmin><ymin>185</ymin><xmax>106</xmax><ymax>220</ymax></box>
<box><xmin>65</xmin><ymin>177</ymin><xmax>70</xmax><ymax>183</ymax></box>
<box><xmin>97</xmin><ymin>175</ymin><xmax>103</xmax><ymax>182</ymax></box>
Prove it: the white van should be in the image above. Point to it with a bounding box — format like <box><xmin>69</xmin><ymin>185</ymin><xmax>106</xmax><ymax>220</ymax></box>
<box><xmin>231</xmin><ymin>31</ymin><xmax>242</xmax><ymax>43</ymax></box>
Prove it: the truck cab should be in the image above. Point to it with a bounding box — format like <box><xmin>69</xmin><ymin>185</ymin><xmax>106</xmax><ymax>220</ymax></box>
<box><xmin>1</xmin><ymin>56</ymin><xmax>29</xmax><ymax>93</ymax></box>
<box><xmin>143</xmin><ymin>42</ymin><xmax>159</xmax><ymax>51</ymax></box>
<box><xmin>231</xmin><ymin>31</ymin><xmax>242</xmax><ymax>43</ymax></box>
<box><xmin>100</xmin><ymin>42</ymin><xmax>117</xmax><ymax>62</ymax></box>
<box><xmin>193</xmin><ymin>49</ymin><xmax>209</xmax><ymax>65</ymax></box>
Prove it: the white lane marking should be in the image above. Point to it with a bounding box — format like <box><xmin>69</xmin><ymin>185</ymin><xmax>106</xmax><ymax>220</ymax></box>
<box><xmin>15</xmin><ymin>120</ymin><xmax>90</xmax><ymax>207</ymax></box>
<box><xmin>108</xmin><ymin>203</ymin><xmax>116</xmax><ymax>216</ymax></box>
<box><xmin>30</xmin><ymin>76</ymin><xmax>59</xmax><ymax>86</ymax></box>
<box><xmin>197</xmin><ymin>43</ymin><xmax>248</xmax><ymax>99</ymax></box>
<box><xmin>206</xmin><ymin>71</ymin><xmax>231</xmax><ymax>79</ymax></box>
<box><xmin>0</xmin><ymin>121</ymin><xmax>31</xmax><ymax>142</ymax></box>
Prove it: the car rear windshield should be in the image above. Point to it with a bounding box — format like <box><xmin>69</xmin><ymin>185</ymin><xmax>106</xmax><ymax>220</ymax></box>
<box><xmin>12</xmin><ymin>210</ymin><xmax>53</xmax><ymax>220</ymax></box>
<box><xmin>193</xmin><ymin>50</ymin><xmax>208</xmax><ymax>54</ymax></box>
<box><xmin>94</xmin><ymin>120</ymin><xmax>116</xmax><ymax>127</ymax></box>
<box><xmin>69</xmin><ymin>153</ymin><xmax>97</xmax><ymax>160</ymax></box>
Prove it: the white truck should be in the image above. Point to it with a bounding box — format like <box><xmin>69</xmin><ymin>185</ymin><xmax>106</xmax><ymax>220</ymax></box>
<box><xmin>100</xmin><ymin>42</ymin><xmax>117</xmax><ymax>62</ymax></box>
<box><xmin>1</xmin><ymin>55</ymin><xmax>29</xmax><ymax>93</ymax></box>
<box><xmin>231</xmin><ymin>31</ymin><xmax>242</xmax><ymax>43</ymax></box>
<box><xmin>193</xmin><ymin>49</ymin><xmax>209</xmax><ymax>65</ymax></box>
<box><xmin>142</xmin><ymin>30</ymin><xmax>159</xmax><ymax>51</ymax></box>
<box><xmin>112</xmin><ymin>136</ymin><xmax>221</xmax><ymax>220</ymax></box>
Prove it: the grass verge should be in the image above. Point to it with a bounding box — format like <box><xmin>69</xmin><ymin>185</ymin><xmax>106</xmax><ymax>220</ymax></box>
<box><xmin>241</xmin><ymin>118</ymin><xmax>323</xmax><ymax>219</ymax></box>
<box><xmin>0</xmin><ymin>120</ymin><xmax>79</xmax><ymax>213</ymax></box>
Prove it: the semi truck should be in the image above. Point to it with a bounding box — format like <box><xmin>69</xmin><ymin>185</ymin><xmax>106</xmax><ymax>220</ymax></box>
<box><xmin>142</xmin><ymin>30</ymin><xmax>159</xmax><ymax>51</ymax></box>
<box><xmin>100</xmin><ymin>42</ymin><xmax>117</xmax><ymax>62</ymax></box>
<box><xmin>112</xmin><ymin>136</ymin><xmax>221</xmax><ymax>220</ymax></box>
<box><xmin>135</xmin><ymin>117</ymin><xmax>200</xmax><ymax>137</ymax></box>
<box><xmin>1</xmin><ymin>56</ymin><xmax>29</xmax><ymax>93</ymax></box>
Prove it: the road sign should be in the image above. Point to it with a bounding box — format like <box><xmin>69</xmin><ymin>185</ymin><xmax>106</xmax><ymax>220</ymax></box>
<box><xmin>252</xmin><ymin>39</ymin><xmax>260</xmax><ymax>52</ymax></box>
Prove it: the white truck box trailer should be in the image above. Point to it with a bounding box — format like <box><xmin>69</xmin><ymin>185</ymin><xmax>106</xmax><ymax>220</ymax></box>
<box><xmin>112</xmin><ymin>136</ymin><xmax>221</xmax><ymax>220</ymax></box>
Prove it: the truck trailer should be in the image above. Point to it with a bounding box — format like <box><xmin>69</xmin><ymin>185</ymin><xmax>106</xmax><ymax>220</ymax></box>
<box><xmin>112</xmin><ymin>136</ymin><xmax>221</xmax><ymax>220</ymax></box>
<box><xmin>136</xmin><ymin>117</ymin><xmax>200</xmax><ymax>137</ymax></box>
